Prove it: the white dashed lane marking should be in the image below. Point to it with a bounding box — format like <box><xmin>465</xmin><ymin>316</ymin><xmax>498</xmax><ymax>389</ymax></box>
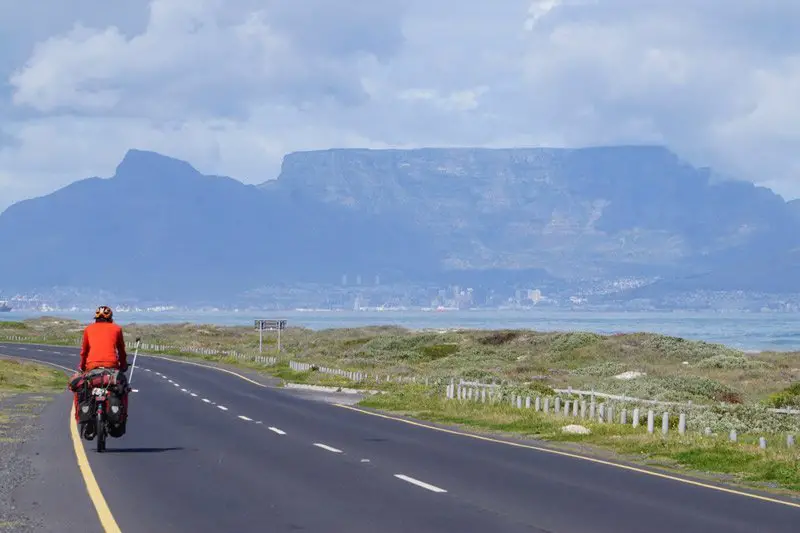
<box><xmin>313</xmin><ymin>443</ymin><xmax>342</xmax><ymax>454</ymax></box>
<box><xmin>394</xmin><ymin>475</ymin><xmax>447</xmax><ymax>493</ymax></box>
<box><xmin>116</xmin><ymin>366</ymin><xmax>350</xmax><ymax>465</ymax></box>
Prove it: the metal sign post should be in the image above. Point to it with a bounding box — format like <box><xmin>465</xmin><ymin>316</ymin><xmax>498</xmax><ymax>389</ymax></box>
<box><xmin>254</xmin><ymin>319</ymin><xmax>287</xmax><ymax>353</ymax></box>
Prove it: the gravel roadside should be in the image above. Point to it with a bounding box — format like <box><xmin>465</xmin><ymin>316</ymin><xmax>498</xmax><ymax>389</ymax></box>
<box><xmin>0</xmin><ymin>392</ymin><xmax>57</xmax><ymax>532</ymax></box>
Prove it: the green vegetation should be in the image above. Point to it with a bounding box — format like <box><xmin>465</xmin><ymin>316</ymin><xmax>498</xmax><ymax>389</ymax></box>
<box><xmin>768</xmin><ymin>383</ymin><xmax>800</xmax><ymax>409</ymax></box>
<box><xmin>2</xmin><ymin>317</ymin><xmax>799</xmax><ymax>404</ymax></box>
<box><xmin>0</xmin><ymin>359</ymin><xmax>66</xmax><ymax>392</ymax></box>
<box><xmin>0</xmin><ymin>359</ymin><xmax>62</xmax><ymax>450</ymax></box>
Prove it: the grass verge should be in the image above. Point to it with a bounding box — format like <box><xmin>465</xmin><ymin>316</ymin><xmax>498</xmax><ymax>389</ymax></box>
<box><xmin>0</xmin><ymin>359</ymin><xmax>66</xmax><ymax>393</ymax></box>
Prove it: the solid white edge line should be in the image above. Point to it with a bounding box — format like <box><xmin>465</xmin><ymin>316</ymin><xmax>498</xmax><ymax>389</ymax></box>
<box><xmin>313</xmin><ymin>443</ymin><xmax>342</xmax><ymax>453</ymax></box>
<box><xmin>238</xmin><ymin>415</ymin><xmax>252</xmax><ymax>421</ymax></box>
<box><xmin>394</xmin><ymin>474</ymin><xmax>447</xmax><ymax>493</ymax></box>
<box><xmin>268</xmin><ymin>427</ymin><xmax>286</xmax><ymax>435</ymax></box>
<box><xmin>217</xmin><ymin>405</ymin><xmax>228</xmax><ymax>411</ymax></box>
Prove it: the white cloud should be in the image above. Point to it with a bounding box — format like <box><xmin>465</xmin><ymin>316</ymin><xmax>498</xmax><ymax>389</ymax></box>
<box><xmin>2</xmin><ymin>0</ymin><xmax>800</xmax><ymax>209</ymax></box>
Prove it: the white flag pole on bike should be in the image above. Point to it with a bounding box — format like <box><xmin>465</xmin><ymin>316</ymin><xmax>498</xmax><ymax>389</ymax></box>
<box><xmin>128</xmin><ymin>337</ymin><xmax>141</xmax><ymax>386</ymax></box>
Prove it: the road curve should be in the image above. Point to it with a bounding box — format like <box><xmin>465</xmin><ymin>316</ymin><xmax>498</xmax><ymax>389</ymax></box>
<box><xmin>2</xmin><ymin>342</ymin><xmax>798</xmax><ymax>533</ymax></box>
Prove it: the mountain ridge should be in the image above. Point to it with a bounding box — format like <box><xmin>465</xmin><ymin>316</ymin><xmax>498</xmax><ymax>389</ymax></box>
<box><xmin>2</xmin><ymin>146</ymin><xmax>798</xmax><ymax>304</ymax></box>
<box><xmin>265</xmin><ymin>145</ymin><xmax>795</xmax><ymax>279</ymax></box>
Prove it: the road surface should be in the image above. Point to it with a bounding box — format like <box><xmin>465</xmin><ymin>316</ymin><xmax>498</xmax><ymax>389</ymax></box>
<box><xmin>1</xmin><ymin>342</ymin><xmax>798</xmax><ymax>533</ymax></box>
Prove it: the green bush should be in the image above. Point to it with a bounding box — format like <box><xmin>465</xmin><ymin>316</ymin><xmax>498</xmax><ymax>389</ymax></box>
<box><xmin>766</xmin><ymin>382</ymin><xmax>800</xmax><ymax>409</ymax></box>
<box><xmin>660</xmin><ymin>376</ymin><xmax>741</xmax><ymax>403</ymax></box>
<box><xmin>418</xmin><ymin>343</ymin><xmax>459</xmax><ymax>360</ymax></box>
<box><xmin>550</xmin><ymin>332</ymin><xmax>603</xmax><ymax>352</ymax></box>
<box><xmin>340</xmin><ymin>337</ymin><xmax>371</xmax><ymax>349</ymax></box>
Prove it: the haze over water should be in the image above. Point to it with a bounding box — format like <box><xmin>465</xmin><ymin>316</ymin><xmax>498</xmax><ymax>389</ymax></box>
<box><xmin>5</xmin><ymin>309</ymin><xmax>800</xmax><ymax>352</ymax></box>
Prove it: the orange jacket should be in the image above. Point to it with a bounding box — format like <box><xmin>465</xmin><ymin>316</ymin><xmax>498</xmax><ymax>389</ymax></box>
<box><xmin>79</xmin><ymin>321</ymin><xmax>128</xmax><ymax>372</ymax></box>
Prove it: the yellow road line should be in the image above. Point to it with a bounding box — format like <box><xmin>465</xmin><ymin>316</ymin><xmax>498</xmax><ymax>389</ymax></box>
<box><xmin>334</xmin><ymin>403</ymin><xmax>800</xmax><ymax>510</ymax></box>
<box><xmin>1</xmin><ymin>353</ymin><xmax>124</xmax><ymax>532</ymax></box>
<box><xmin>69</xmin><ymin>406</ymin><xmax>123</xmax><ymax>532</ymax></box>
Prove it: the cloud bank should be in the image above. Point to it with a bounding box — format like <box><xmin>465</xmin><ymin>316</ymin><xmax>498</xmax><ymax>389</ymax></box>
<box><xmin>2</xmin><ymin>0</ymin><xmax>799</xmax><ymax>208</ymax></box>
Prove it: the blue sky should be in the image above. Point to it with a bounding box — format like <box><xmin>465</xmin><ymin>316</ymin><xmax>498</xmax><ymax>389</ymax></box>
<box><xmin>1</xmin><ymin>0</ymin><xmax>799</xmax><ymax>209</ymax></box>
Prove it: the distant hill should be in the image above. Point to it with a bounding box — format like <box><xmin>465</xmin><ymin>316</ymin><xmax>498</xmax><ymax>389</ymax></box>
<box><xmin>2</xmin><ymin>146</ymin><xmax>799</xmax><ymax>302</ymax></box>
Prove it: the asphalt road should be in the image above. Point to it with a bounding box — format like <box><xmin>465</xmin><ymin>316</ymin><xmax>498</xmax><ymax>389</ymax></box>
<box><xmin>2</xmin><ymin>342</ymin><xmax>799</xmax><ymax>533</ymax></box>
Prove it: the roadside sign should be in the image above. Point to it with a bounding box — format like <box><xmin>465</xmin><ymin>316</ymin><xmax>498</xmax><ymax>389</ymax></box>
<box><xmin>254</xmin><ymin>319</ymin><xmax>287</xmax><ymax>352</ymax></box>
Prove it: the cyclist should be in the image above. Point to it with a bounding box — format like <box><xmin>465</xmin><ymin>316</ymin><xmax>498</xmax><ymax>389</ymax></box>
<box><xmin>73</xmin><ymin>305</ymin><xmax>129</xmax><ymax>439</ymax></box>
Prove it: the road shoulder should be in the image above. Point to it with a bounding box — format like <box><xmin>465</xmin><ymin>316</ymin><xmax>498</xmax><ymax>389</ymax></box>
<box><xmin>6</xmin><ymin>391</ymin><xmax>103</xmax><ymax>533</ymax></box>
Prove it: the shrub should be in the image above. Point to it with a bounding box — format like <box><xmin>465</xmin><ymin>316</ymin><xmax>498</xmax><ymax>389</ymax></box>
<box><xmin>340</xmin><ymin>337</ymin><xmax>371</xmax><ymax>349</ymax></box>
<box><xmin>550</xmin><ymin>332</ymin><xmax>603</xmax><ymax>352</ymax></box>
<box><xmin>477</xmin><ymin>330</ymin><xmax>521</xmax><ymax>345</ymax></box>
<box><xmin>766</xmin><ymin>382</ymin><xmax>800</xmax><ymax>409</ymax></box>
<box><xmin>641</xmin><ymin>335</ymin><xmax>742</xmax><ymax>362</ymax></box>
<box><xmin>418</xmin><ymin>344</ymin><xmax>459</xmax><ymax>361</ymax></box>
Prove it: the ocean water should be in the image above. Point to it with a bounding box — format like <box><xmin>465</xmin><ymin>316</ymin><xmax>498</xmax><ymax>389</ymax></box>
<box><xmin>5</xmin><ymin>309</ymin><xmax>800</xmax><ymax>352</ymax></box>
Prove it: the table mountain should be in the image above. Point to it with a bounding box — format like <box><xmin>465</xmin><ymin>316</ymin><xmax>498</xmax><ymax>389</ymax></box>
<box><xmin>265</xmin><ymin>146</ymin><xmax>798</xmax><ymax>283</ymax></box>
